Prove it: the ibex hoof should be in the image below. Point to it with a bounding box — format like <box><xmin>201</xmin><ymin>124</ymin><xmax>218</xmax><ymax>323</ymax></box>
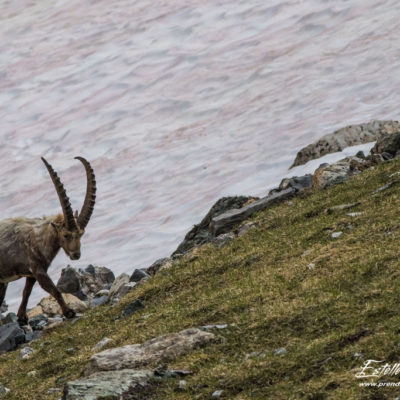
<box><xmin>64</xmin><ymin>309</ymin><xmax>76</xmax><ymax>319</ymax></box>
<box><xmin>17</xmin><ymin>317</ymin><xmax>28</xmax><ymax>327</ymax></box>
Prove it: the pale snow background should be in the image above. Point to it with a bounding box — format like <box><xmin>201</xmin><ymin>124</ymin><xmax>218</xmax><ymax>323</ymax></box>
<box><xmin>0</xmin><ymin>0</ymin><xmax>398</xmax><ymax>310</ymax></box>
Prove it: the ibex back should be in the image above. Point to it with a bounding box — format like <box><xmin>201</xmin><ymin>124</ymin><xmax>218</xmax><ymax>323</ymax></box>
<box><xmin>0</xmin><ymin>157</ymin><xmax>96</xmax><ymax>326</ymax></box>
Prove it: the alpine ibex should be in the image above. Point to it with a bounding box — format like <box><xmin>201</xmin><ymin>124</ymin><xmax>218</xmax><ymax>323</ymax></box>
<box><xmin>0</xmin><ymin>157</ymin><xmax>96</xmax><ymax>326</ymax></box>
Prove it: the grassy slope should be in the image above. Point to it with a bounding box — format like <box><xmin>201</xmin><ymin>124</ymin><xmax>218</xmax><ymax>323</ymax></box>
<box><xmin>2</xmin><ymin>159</ymin><xmax>400</xmax><ymax>399</ymax></box>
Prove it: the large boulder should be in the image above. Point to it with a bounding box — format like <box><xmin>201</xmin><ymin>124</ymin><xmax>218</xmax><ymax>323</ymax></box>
<box><xmin>57</xmin><ymin>265</ymin><xmax>115</xmax><ymax>301</ymax></box>
<box><xmin>108</xmin><ymin>274</ymin><xmax>134</xmax><ymax>301</ymax></box>
<box><xmin>0</xmin><ymin>323</ymin><xmax>26</xmax><ymax>353</ymax></box>
<box><xmin>172</xmin><ymin>196</ymin><xmax>258</xmax><ymax>256</ymax></box>
<box><xmin>290</xmin><ymin>120</ymin><xmax>400</xmax><ymax>168</ymax></box>
<box><xmin>84</xmin><ymin>328</ymin><xmax>215</xmax><ymax>376</ymax></box>
<box><xmin>63</xmin><ymin>369</ymin><xmax>153</xmax><ymax>400</ymax></box>
<box><xmin>39</xmin><ymin>294</ymin><xmax>87</xmax><ymax>316</ymax></box>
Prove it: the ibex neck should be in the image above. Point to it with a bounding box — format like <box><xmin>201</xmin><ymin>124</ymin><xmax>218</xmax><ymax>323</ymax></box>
<box><xmin>32</xmin><ymin>216</ymin><xmax>61</xmax><ymax>266</ymax></box>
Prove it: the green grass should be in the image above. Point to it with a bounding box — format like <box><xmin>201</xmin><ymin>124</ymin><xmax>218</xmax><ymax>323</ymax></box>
<box><xmin>3</xmin><ymin>160</ymin><xmax>400</xmax><ymax>399</ymax></box>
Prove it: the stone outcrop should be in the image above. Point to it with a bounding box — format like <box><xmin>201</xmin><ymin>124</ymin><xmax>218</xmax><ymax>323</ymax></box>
<box><xmin>269</xmin><ymin>174</ymin><xmax>313</xmax><ymax>195</ymax></box>
<box><xmin>0</xmin><ymin>323</ymin><xmax>26</xmax><ymax>353</ymax></box>
<box><xmin>290</xmin><ymin>120</ymin><xmax>400</xmax><ymax>168</ymax></box>
<box><xmin>210</xmin><ymin>188</ymin><xmax>295</xmax><ymax>236</ymax></box>
<box><xmin>63</xmin><ymin>369</ymin><xmax>153</xmax><ymax>400</ymax></box>
<box><xmin>172</xmin><ymin>196</ymin><xmax>258</xmax><ymax>256</ymax></box>
<box><xmin>312</xmin><ymin>156</ymin><xmax>370</xmax><ymax>189</ymax></box>
<box><xmin>84</xmin><ymin>328</ymin><xmax>215</xmax><ymax>376</ymax></box>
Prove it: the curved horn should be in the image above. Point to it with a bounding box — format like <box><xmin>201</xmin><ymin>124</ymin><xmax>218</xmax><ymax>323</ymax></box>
<box><xmin>75</xmin><ymin>156</ymin><xmax>96</xmax><ymax>230</ymax></box>
<box><xmin>41</xmin><ymin>157</ymin><xmax>77</xmax><ymax>230</ymax></box>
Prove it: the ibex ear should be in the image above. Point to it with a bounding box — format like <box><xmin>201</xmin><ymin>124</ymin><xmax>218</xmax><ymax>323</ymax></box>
<box><xmin>51</xmin><ymin>221</ymin><xmax>62</xmax><ymax>230</ymax></box>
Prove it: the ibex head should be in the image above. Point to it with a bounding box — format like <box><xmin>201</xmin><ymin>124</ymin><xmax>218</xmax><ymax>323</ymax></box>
<box><xmin>41</xmin><ymin>156</ymin><xmax>96</xmax><ymax>261</ymax></box>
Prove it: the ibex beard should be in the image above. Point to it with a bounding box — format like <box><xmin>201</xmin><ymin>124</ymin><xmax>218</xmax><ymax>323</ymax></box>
<box><xmin>0</xmin><ymin>156</ymin><xmax>96</xmax><ymax>326</ymax></box>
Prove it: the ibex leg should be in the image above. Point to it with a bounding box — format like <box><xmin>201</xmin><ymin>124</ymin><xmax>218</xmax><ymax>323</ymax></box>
<box><xmin>35</xmin><ymin>270</ymin><xmax>76</xmax><ymax>319</ymax></box>
<box><xmin>17</xmin><ymin>277</ymin><xmax>36</xmax><ymax>326</ymax></box>
<box><xmin>0</xmin><ymin>283</ymin><xmax>7</xmax><ymax>311</ymax></box>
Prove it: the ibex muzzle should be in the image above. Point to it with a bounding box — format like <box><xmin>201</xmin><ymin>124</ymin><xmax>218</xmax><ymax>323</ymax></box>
<box><xmin>0</xmin><ymin>157</ymin><xmax>96</xmax><ymax>326</ymax></box>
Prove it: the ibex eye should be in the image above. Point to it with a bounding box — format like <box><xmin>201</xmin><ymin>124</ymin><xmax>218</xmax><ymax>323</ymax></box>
<box><xmin>64</xmin><ymin>234</ymin><xmax>71</xmax><ymax>239</ymax></box>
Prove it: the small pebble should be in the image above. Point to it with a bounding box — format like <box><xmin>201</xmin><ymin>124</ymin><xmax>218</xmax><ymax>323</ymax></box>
<box><xmin>19</xmin><ymin>347</ymin><xmax>34</xmax><ymax>360</ymax></box>
<box><xmin>307</xmin><ymin>263</ymin><xmax>315</xmax><ymax>270</ymax></box>
<box><xmin>274</xmin><ymin>347</ymin><xmax>287</xmax><ymax>355</ymax></box>
<box><xmin>212</xmin><ymin>390</ymin><xmax>224</xmax><ymax>398</ymax></box>
<box><xmin>331</xmin><ymin>231</ymin><xmax>342</xmax><ymax>239</ymax></box>
<box><xmin>27</xmin><ymin>371</ymin><xmax>37</xmax><ymax>377</ymax></box>
<box><xmin>178</xmin><ymin>380</ymin><xmax>187</xmax><ymax>390</ymax></box>
<box><xmin>92</xmin><ymin>337</ymin><xmax>113</xmax><ymax>352</ymax></box>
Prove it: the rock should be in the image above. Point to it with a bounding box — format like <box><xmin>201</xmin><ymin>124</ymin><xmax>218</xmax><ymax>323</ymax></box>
<box><xmin>274</xmin><ymin>347</ymin><xmax>287</xmax><ymax>355</ymax></box>
<box><xmin>371</xmin><ymin>132</ymin><xmax>400</xmax><ymax>156</ymax></box>
<box><xmin>172</xmin><ymin>196</ymin><xmax>258</xmax><ymax>256</ymax></box>
<box><xmin>63</xmin><ymin>369</ymin><xmax>153</xmax><ymax>400</ymax></box>
<box><xmin>269</xmin><ymin>174</ymin><xmax>313</xmax><ymax>195</ymax></box>
<box><xmin>331</xmin><ymin>232</ymin><xmax>343</xmax><ymax>238</ymax></box>
<box><xmin>0</xmin><ymin>384</ymin><xmax>10</xmax><ymax>396</ymax></box>
<box><xmin>212</xmin><ymin>390</ymin><xmax>224</xmax><ymax>398</ymax></box>
<box><xmin>89</xmin><ymin>296</ymin><xmax>108</xmax><ymax>308</ymax></box>
<box><xmin>39</xmin><ymin>293</ymin><xmax>87</xmax><ymax>316</ymax></box>
<box><xmin>212</xmin><ymin>232</ymin><xmax>235</xmax><ymax>247</ymax></box>
<box><xmin>19</xmin><ymin>346</ymin><xmax>34</xmax><ymax>360</ymax></box>
<box><xmin>355</xmin><ymin>150</ymin><xmax>366</xmax><ymax>159</ymax></box>
<box><xmin>327</xmin><ymin>202</ymin><xmax>360</xmax><ymax>213</ymax></box>
<box><xmin>27</xmin><ymin>371</ymin><xmax>37</xmax><ymax>377</ymax></box>
<box><xmin>374</xmin><ymin>181</ymin><xmax>399</xmax><ymax>193</ymax></box>
<box><xmin>85</xmin><ymin>328</ymin><xmax>215</xmax><ymax>375</ymax></box>
<box><xmin>25</xmin><ymin>331</ymin><xmax>42</xmax><ymax>342</ymax></box>
<box><xmin>2</xmin><ymin>312</ymin><xmax>17</xmax><ymax>324</ymax></box>
<box><xmin>108</xmin><ymin>273</ymin><xmax>130</xmax><ymax>301</ymax></box>
<box><xmin>210</xmin><ymin>188</ymin><xmax>295</xmax><ymax>236</ymax></box>
<box><xmin>154</xmin><ymin>367</ymin><xmax>193</xmax><ymax>378</ymax></box>
<box><xmin>200</xmin><ymin>324</ymin><xmax>229</xmax><ymax>331</ymax></box>
<box><xmin>92</xmin><ymin>337</ymin><xmax>113</xmax><ymax>352</ymax></box>
<box><xmin>27</xmin><ymin>306</ymin><xmax>44</xmax><ymax>319</ymax></box>
<box><xmin>130</xmin><ymin>269</ymin><xmax>150</xmax><ymax>283</ymax></box>
<box><xmin>0</xmin><ymin>323</ymin><xmax>26</xmax><ymax>353</ymax></box>
<box><xmin>0</xmin><ymin>301</ymin><xmax>7</xmax><ymax>314</ymax></box>
<box><xmin>312</xmin><ymin>157</ymin><xmax>368</xmax><ymax>189</ymax></box>
<box><xmin>28</xmin><ymin>314</ymin><xmax>48</xmax><ymax>330</ymax></box>
<box><xmin>57</xmin><ymin>265</ymin><xmax>115</xmax><ymax>301</ymax></box>
<box><xmin>237</xmin><ymin>221</ymin><xmax>257</xmax><ymax>237</ymax></box>
<box><xmin>178</xmin><ymin>380</ymin><xmax>187</xmax><ymax>390</ymax></box>
<box><xmin>290</xmin><ymin>120</ymin><xmax>400</xmax><ymax>168</ymax></box>
<box><xmin>121</xmin><ymin>299</ymin><xmax>145</xmax><ymax>318</ymax></box>
<box><xmin>347</xmin><ymin>212</ymin><xmax>364</xmax><ymax>217</ymax></box>
<box><xmin>146</xmin><ymin>258</ymin><xmax>172</xmax><ymax>276</ymax></box>
<box><xmin>47</xmin><ymin>388</ymin><xmax>61</xmax><ymax>394</ymax></box>
<box><xmin>307</xmin><ymin>263</ymin><xmax>315</xmax><ymax>270</ymax></box>
<box><xmin>370</xmin><ymin>153</ymin><xmax>385</xmax><ymax>164</ymax></box>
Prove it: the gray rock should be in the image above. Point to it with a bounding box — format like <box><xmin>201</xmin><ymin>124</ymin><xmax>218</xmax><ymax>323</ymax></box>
<box><xmin>85</xmin><ymin>328</ymin><xmax>215</xmax><ymax>375</ymax></box>
<box><xmin>0</xmin><ymin>323</ymin><xmax>26</xmax><ymax>353</ymax></box>
<box><xmin>130</xmin><ymin>269</ymin><xmax>150</xmax><ymax>283</ymax></box>
<box><xmin>355</xmin><ymin>150</ymin><xmax>366</xmax><ymax>159</ymax></box>
<box><xmin>89</xmin><ymin>296</ymin><xmax>108</xmax><ymax>308</ymax></box>
<box><xmin>94</xmin><ymin>289</ymin><xmax>109</xmax><ymax>297</ymax></box>
<box><xmin>121</xmin><ymin>299</ymin><xmax>145</xmax><ymax>318</ymax></box>
<box><xmin>57</xmin><ymin>265</ymin><xmax>115</xmax><ymax>301</ymax></box>
<box><xmin>200</xmin><ymin>324</ymin><xmax>229</xmax><ymax>331</ymax></box>
<box><xmin>212</xmin><ymin>390</ymin><xmax>224</xmax><ymax>398</ymax></box>
<box><xmin>0</xmin><ymin>383</ymin><xmax>10</xmax><ymax>396</ymax></box>
<box><xmin>212</xmin><ymin>232</ymin><xmax>235</xmax><ymax>247</ymax></box>
<box><xmin>63</xmin><ymin>369</ymin><xmax>153</xmax><ymax>400</ymax></box>
<box><xmin>269</xmin><ymin>174</ymin><xmax>313</xmax><ymax>195</ymax></box>
<box><xmin>374</xmin><ymin>181</ymin><xmax>399</xmax><ymax>193</ymax></box>
<box><xmin>2</xmin><ymin>312</ymin><xmax>17</xmax><ymax>324</ymax></box>
<box><xmin>108</xmin><ymin>273</ymin><xmax>130</xmax><ymax>300</ymax></box>
<box><xmin>331</xmin><ymin>232</ymin><xmax>343</xmax><ymax>238</ymax></box>
<box><xmin>371</xmin><ymin>132</ymin><xmax>400</xmax><ymax>156</ymax></box>
<box><xmin>237</xmin><ymin>222</ymin><xmax>257</xmax><ymax>237</ymax></box>
<box><xmin>178</xmin><ymin>380</ymin><xmax>187</xmax><ymax>390</ymax></box>
<box><xmin>0</xmin><ymin>301</ymin><xmax>7</xmax><ymax>314</ymax></box>
<box><xmin>274</xmin><ymin>347</ymin><xmax>287</xmax><ymax>355</ymax></box>
<box><xmin>92</xmin><ymin>337</ymin><xmax>113</xmax><ymax>352</ymax></box>
<box><xmin>19</xmin><ymin>346</ymin><xmax>34</xmax><ymax>360</ymax></box>
<box><xmin>210</xmin><ymin>188</ymin><xmax>295</xmax><ymax>236</ymax></box>
<box><xmin>172</xmin><ymin>196</ymin><xmax>258</xmax><ymax>256</ymax></box>
<box><xmin>291</xmin><ymin>120</ymin><xmax>400</xmax><ymax>168</ymax></box>
<box><xmin>28</xmin><ymin>314</ymin><xmax>48</xmax><ymax>331</ymax></box>
<box><xmin>312</xmin><ymin>156</ymin><xmax>369</xmax><ymax>189</ymax></box>
<box><xmin>146</xmin><ymin>258</ymin><xmax>172</xmax><ymax>276</ymax></box>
